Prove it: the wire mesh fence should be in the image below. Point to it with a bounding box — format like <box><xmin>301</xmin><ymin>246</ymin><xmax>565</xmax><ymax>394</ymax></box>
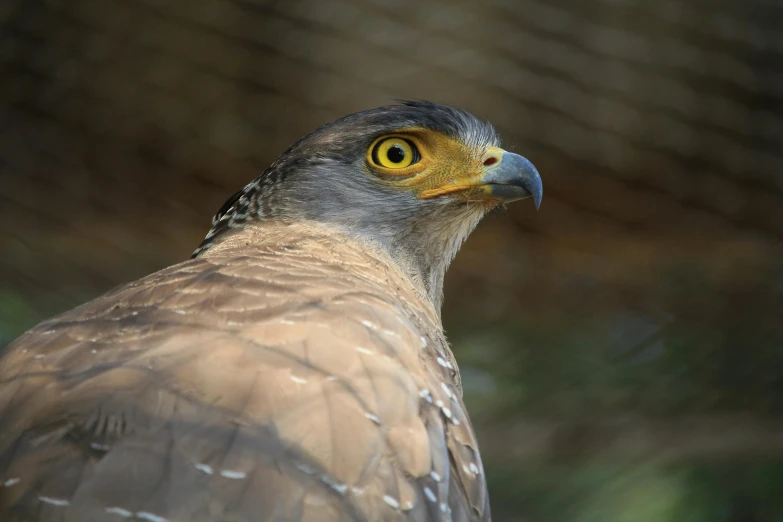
<box><xmin>1</xmin><ymin>0</ymin><xmax>782</xmax><ymax>520</ymax></box>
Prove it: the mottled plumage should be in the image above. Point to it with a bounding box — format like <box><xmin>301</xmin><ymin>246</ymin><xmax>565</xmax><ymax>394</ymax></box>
<box><xmin>0</xmin><ymin>101</ymin><xmax>541</xmax><ymax>522</ymax></box>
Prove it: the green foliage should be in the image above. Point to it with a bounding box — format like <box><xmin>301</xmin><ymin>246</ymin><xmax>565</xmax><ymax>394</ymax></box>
<box><xmin>0</xmin><ymin>290</ymin><xmax>43</xmax><ymax>350</ymax></box>
<box><xmin>487</xmin><ymin>459</ymin><xmax>783</xmax><ymax>522</ymax></box>
<box><xmin>444</xmin><ymin>256</ymin><xmax>783</xmax><ymax>521</ymax></box>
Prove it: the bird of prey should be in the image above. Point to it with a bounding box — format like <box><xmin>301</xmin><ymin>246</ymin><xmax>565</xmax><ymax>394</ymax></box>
<box><xmin>0</xmin><ymin>101</ymin><xmax>542</xmax><ymax>522</ymax></box>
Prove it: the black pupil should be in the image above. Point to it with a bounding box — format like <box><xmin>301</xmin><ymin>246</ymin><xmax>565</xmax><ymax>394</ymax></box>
<box><xmin>387</xmin><ymin>144</ymin><xmax>406</xmax><ymax>163</ymax></box>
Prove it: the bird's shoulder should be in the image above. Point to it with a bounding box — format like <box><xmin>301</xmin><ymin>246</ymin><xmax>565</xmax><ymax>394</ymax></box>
<box><xmin>0</xmin><ymin>224</ymin><xmax>488</xmax><ymax>521</ymax></box>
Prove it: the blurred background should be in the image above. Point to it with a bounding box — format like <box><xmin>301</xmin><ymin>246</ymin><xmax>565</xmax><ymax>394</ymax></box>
<box><xmin>1</xmin><ymin>0</ymin><xmax>782</xmax><ymax>520</ymax></box>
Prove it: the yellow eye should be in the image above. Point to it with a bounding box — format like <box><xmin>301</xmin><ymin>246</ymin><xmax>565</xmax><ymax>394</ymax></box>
<box><xmin>371</xmin><ymin>137</ymin><xmax>420</xmax><ymax>169</ymax></box>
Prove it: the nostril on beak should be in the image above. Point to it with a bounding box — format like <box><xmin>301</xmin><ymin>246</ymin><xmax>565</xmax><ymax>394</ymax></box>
<box><xmin>483</xmin><ymin>157</ymin><xmax>498</xmax><ymax>167</ymax></box>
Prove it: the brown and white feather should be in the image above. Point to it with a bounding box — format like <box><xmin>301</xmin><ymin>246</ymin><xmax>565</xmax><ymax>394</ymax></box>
<box><xmin>0</xmin><ymin>222</ymin><xmax>488</xmax><ymax>522</ymax></box>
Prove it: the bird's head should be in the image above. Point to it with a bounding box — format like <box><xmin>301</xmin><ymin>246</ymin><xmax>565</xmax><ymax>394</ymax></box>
<box><xmin>196</xmin><ymin>100</ymin><xmax>542</xmax><ymax>307</ymax></box>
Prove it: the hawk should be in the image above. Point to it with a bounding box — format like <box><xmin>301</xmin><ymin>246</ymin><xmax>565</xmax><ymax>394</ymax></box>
<box><xmin>0</xmin><ymin>101</ymin><xmax>542</xmax><ymax>522</ymax></box>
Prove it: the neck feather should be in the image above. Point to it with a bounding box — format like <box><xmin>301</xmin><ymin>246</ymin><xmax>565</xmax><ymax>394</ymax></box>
<box><xmin>199</xmin><ymin>205</ymin><xmax>488</xmax><ymax>314</ymax></box>
<box><xmin>361</xmin><ymin>204</ymin><xmax>488</xmax><ymax>311</ymax></box>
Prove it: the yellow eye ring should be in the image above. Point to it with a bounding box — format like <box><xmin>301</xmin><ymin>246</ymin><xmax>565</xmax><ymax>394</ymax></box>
<box><xmin>370</xmin><ymin>137</ymin><xmax>420</xmax><ymax>169</ymax></box>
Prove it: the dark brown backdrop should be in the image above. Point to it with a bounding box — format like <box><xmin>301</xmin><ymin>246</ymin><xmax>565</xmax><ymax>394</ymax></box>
<box><xmin>2</xmin><ymin>1</ymin><xmax>782</xmax><ymax>520</ymax></box>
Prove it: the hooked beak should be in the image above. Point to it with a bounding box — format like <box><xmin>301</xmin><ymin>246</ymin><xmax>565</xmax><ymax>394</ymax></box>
<box><xmin>418</xmin><ymin>146</ymin><xmax>543</xmax><ymax>208</ymax></box>
<box><xmin>479</xmin><ymin>147</ymin><xmax>543</xmax><ymax>209</ymax></box>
